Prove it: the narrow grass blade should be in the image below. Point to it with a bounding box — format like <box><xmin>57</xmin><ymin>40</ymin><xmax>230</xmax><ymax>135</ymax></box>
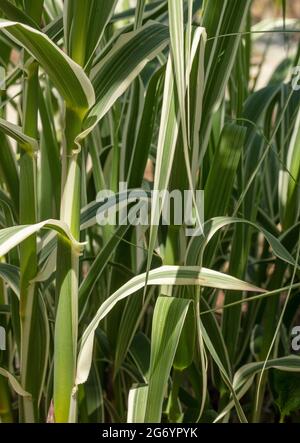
<box><xmin>186</xmin><ymin>216</ymin><xmax>298</xmax><ymax>267</ymax></box>
<box><xmin>79</xmin><ymin>22</ymin><xmax>169</xmax><ymax>140</ymax></box>
<box><xmin>144</xmin><ymin>296</ymin><xmax>191</xmax><ymax>422</ymax></box>
<box><xmin>0</xmin><ymin>368</ymin><xmax>31</xmax><ymax>397</ymax></box>
<box><xmin>0</xmin><ymin>117</ymin><xmax>38</xmax><ymax>153</ymax></box>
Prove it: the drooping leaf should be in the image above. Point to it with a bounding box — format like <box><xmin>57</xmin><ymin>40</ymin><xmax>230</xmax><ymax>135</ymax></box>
<box><xmin>0</xmin><ymin>19</ymin><xmax>95</xmax><ymax>112</ymax></box>
<box><xmin>76</xmin><ymin>265</ymin><xmax>263</xmax><ymax>385</ymax></box>
<box><xmin>0</xmin><ymin>368</ymin><xmax>31</xmax><ymax>398</ymax></box>
<box><xmin>0</xmin><ymin>117</ymin><xmax>38</xmax><ymax>153</ymax></box>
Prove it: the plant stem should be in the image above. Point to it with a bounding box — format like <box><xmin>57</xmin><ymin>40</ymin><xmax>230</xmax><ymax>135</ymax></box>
<box><xmin>54</xmin><ymin>107</ymin><xmax>82</xmax><ymax>422</ymax></box>
<box><xmin>19</xmin><ymin>60</ymin><xmax>39</xmax><ymax>423</ymax></box>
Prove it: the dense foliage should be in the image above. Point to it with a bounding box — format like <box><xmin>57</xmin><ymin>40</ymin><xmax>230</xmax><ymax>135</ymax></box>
<box><xmin>0</xmin><ymin>0</ymin><xmax>299</xmax><ymax>423</ymax></box>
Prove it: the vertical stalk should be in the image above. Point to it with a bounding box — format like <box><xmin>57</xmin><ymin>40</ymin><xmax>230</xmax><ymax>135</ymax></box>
<box><xmin>54</xmin><ymin>0</ymin><xmax>95</xmax><ymax>420</ymax></box>
<box><xmin>18</xmin><ymin>3</ymin><xmax>44</xmax><ymax>423</ymax></box>
<box><xmin>19</xmin><ymin>60</ymin><xmax>39</xmax><ymax>423</ymax></box>
<box><xmin>54</xmin><ymin>107</ymin><xmax>82</xmax><ymax>422</ymax></box>
<box><xmin>0</xmin><ymin>86</ymin><xmax>14</xmax><ymax>425</ymax></box>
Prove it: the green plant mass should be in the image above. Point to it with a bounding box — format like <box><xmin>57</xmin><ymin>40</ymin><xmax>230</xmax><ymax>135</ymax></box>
<box><xmin>0</xmin><ymin>0</ymin><xmax>299</xmax><ymax>424</ymax></box>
